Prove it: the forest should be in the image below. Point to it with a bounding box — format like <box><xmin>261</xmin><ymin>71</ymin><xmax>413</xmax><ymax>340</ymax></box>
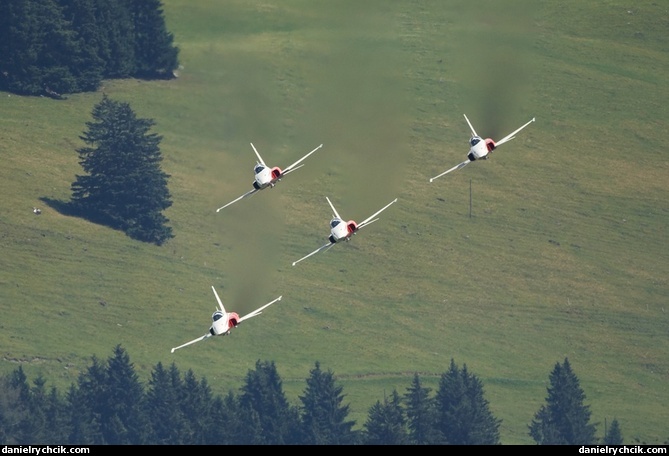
<box><xmin>0</xmin><ymin>345</ymin><xmax>620</xmax><ymax>445</ymax></box>
<box><xmin>0</xmin><ymin>0</ymin><xmax>179</xmax><ymax>97</ymax></box>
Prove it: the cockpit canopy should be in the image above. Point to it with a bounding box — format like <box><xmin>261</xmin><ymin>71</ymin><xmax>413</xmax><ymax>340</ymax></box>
<box><xmin>470</xmin><ymin>137</ymin><xmax>481</xmax><ymax>147</ymax></box>
<box><xmin>330</xmin><ymin>219</ymin><xmax>341</xmax><ymax>229</ymax></box>
<box><xmin>212</xmin><ymin>311</ymin><xmax>224</xmax><ymax>322</ymax></box>
<box><xmin>254</xmin><ymin>164</ymin><xmax>265</xmax><ymax>174</ymax></box>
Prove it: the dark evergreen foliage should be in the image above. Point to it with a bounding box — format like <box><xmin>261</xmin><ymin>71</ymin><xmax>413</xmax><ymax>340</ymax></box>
<box><xmin>0</xmin><ymin>0</ymin><xmax>179</xmax><ymax>96</ymax></box>
<box><xmin>66</xmin><ymin>357</ymin><xmax>107</xmax><ymax>444</ymax></box>
<box><xmin>66</xmin><ymin>346</ymin><xmax>150</xmax><ymax>444</ymax></box>
<box><xmin>145</xmin><ymin>362</ymin><xmax>187</xmax><ymax>445</ymax></box>
<box><xmin>0</xmin><ymin>367</ymin><xmax>29</xmax><ymax>444</ymax></box>
<box><xmin>0</xmin><ymin>351</ymin><xmax>624</xmax><ymax>445</ymax></box>
<box><xmin>55</xmin><ymin>0</ymin><xmax>106</xmax><ymax>91</ymax></box>
<box><xmin>603</xmin><ymin>418</ymin><xmax>623</xmax><ymax>445</ymax></box>
<box><xmin>238</xmin><ymin>360</ymin><xmax>302</xmax><ymax>444</ymax></box>
<box><xmin>128</xmin><ymin>0</ymin><xmax>179</xmax><ymax>79</ymax></box>
<box><xmin>0</xmin><ymin>369</ymin><xmax>70</xmax><ymax>444</ymax></box>
<box><xmin>19</xmin><ymin>376</ymin><xmax>69</xmax><ymax>444</ymax></box>
<box><xmin>529</xmin><ymin>358</ymin><xmax>597</xmax><ymax>445</ymax></box>
<box><xmin>70</xmin><ymin>94</ymin><xmax>174</xmax><ymax>245</ymax></box>
<box><xmin>94</xmin><ymin>0</ymin><xmax>136</xmax><ymax>79</ymax></box>
<box><xmin>0</xmin><ymin>0</ymin><xmax>81</xmax><ymax>96</ymax></box>
<box><xmin>101</xmin><ymin>345</ymin><xmax>149</xmax><ymax>444</ymax></box>
<box><xmin>404</xmin><ymin>373</ymin><xmax>441</xmax><ymax>444</ymax></box>
<box><xmin>298</xmin><ymin>361</ymin><xmax>358</xmax><ymax>444</ymax></box>
<box><xmin>207</xmin><ymin>391</ymin><xmax>243</xmax><ymax>445</ymax></box>
<box><xmin>434</xmin><ymin>359</ymin><xmax>501</xmax><ymax>445</ymax></box>
<box><xmin>362</xmin><ymin>390</ymin><xmax>408</xmax><ymax>445</ymax></box>
<box><xmin>178</xmin><ymin>369</ymin><xmax>214</xmax><ymax>444</ymax></box>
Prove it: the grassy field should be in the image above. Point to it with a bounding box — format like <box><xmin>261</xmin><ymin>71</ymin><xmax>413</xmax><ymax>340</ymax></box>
<box><xmin>1</xmin><ymin>0</ymin><xmax>667</xmax><ymax>445</ymax></box>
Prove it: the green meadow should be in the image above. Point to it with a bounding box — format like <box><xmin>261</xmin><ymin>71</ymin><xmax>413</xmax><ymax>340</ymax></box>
<box><xmin>1</xmin><ymin>0</ymin><xmax>667</xmax><ymax>445</ymax></box>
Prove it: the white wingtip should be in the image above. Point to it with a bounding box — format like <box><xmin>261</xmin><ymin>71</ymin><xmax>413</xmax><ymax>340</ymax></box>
<box><xmin>171</xmin><ymin>348</ymin><xmax>176</xmax><ymax>353</ymax></box>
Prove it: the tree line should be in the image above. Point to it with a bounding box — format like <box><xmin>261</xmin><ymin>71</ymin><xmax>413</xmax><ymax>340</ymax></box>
<box><xmin>0</xmin><ymin>0</ymin><xmax>179</xmax><ymax>98</ymax></box>
<box><xmin>0</xmin><ymin>345</ymin><xmax>625</xmax><ymax>445</ymax></box>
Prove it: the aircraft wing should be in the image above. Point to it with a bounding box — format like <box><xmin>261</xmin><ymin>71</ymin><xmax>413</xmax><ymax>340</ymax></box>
<box><xmin>495</xmin><ymin>117</ymin><xmax>536</xmax><ymax>147</ymax></box>
<box><xmin>281</xmin><ymin>144</ymin><xmax>323</xmax><ymax>176</ymax></box>
<box><xmin>238</xmin><ymin>296</ymin><xmax>282</xmax><ymax>323</ymax></box>
<box><xmin>211</xmin><ymin>286</ymin><xmax>226</xmax><ymax>313</ymax></box>
<box><xmin>292</xmin><ymin>241</ymin><xmax>335</xmax><ymax>266</ymax></box>
<box><xmin>358</xmin><ymin>198</ymin><xmax>398</xmax><ymax>229</ymax></box>
<box><xmin>463</xmin><ymin>114</ymin><xmax>478</xmax><ymax>137</ymax></box>
<box><xmin>250</xmin><ymin>143</ymin><xmax>266</xmax><ymax>166</ymax></box>
<box><xmin>216</xmin><ymin>188</ymin><xmax>259</xmax><ymax>212</ymax></box>
<box><xmin>325</xmin><ymin>196</ymin><xmax>342</xmax><ymax>220</ymax></box>
<box><xmin>171</xmin><ymin>333</ymin><xmax>212</xmax><ymax>353</ymax></box>
<box><xmin>430</xmin><ymin>160</ymin><xmax>471</xmax><ymax>182</ymax></box>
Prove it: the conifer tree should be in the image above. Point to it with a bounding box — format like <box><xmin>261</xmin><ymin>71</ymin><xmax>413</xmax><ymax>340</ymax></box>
<box><xmin>298</xmin><ymin>361</ymin><xmax>358</xmax><ymax>444</ymax></box>
<box><xmin>603</xmin><ymin>418</ymin><xmax>623</xmax><ymax>445</ymax></box>
<box><xmin>56</xmin><ymin>0</ymin><xmax>106</xmax><ymax>91</ymax></box>
<box><xmin>207</xmin><ymin>391</ymin><xmax>243</xmax><ymax>445</ymax></box>
<box><xmin>21</xmin><ymin>376</ymin><xmax>69</xmax><ymax>444</ymax></box>
<box><xmin>178</xmin><ymin>369</ymin><xmax>214</xmax><ymax>444</ymax></box>
<box><xmin>404</xmin><ymin>373</ymin><xmax>441</xmax><ymax>444</ymax></box>
<box><xmin>0</xmin><ymin>0</ymin><xmax>81</xmax><ymax>95</ymax></box>
<box><xmin>128</xmin><ymin>0</ymin><xmax>179</xmax><ymax>79</ymax></box>
<box><xmin>0</xmin><ymin>367</ymin><xmax>30</xmax><ymax>444</ymax></box>
<box><xmin>66</xmin><ymin>356</ymin><xmax>107</xmax><ymax>444</ymax></box>
<box><xmin>238</xmin><ymin>360</ymin><xmax>301</xmax><ymax>445</ymax></box>
<box><xmin>145</xmin><ymin>362</ymin><xmax>187</xmax><ymax>444</ymax></box>
<box><xmin>362</xmin><ymin>390</ymin><xmax>408</xmax><ymax>445</ymax></box>
<box><xmin>435</xmin><ymin>359</ymin><xmax>501</xmax><ymax>445</ymax></box>
<box><xmin>529</xmin><ymin>358</ymin><xmax>597</xmax><ymax>444</ymax></box>
<box><xmin>94</xmin><ymin>0</ymin><xmax>136</xmax><ymax>78</ymax></box>
<box><xmin>99</xmin><ymin>345</ymin><xmax>149</xmax><ymax>444</ymax></box>
<box><xmin>70</xmin><ymin>94</ymin><xmax>174</xmax><ymax>245</ymax></box>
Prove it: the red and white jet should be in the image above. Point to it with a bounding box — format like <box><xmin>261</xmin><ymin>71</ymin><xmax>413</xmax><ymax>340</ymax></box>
<box><xmin>430</xmin><ymin>114</ymin><xmax>535</xmax><ymax>182</ymax></box>
<box><xmin>292</xmin><ymin>196</ymin><xmax>398</xmax><ymax>266</ymax></box>
<box><xmin>171</xmin><ymin>286</ymin><xmax>282</xmax><ymax>353</ymax></box>
<box><xmin>216</xmin><ymin>142</ymin><xmax>323</xmax><ymax>212</ymax></box>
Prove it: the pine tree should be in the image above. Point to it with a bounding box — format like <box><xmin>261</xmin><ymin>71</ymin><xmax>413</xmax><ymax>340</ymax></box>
<box><xmin>99</xmin><ymin>345</ymin><xmax>149</xmax><ymax>444</ymax></box>
<box><xmin>145</xmin><ymin>362</ymin><xmax>187</xmax><ymax>445</ymax></box>
<box><xmin>128</xmin><ymin>0</ymin><xmax>179</xmax><ymax>79</ymax></box>
<box><xmin>404</xmin><ymin>373</ymin><xmax>441</xmax><ymax>444</ymax></box>
<box><xmin>603</xmin><ymin>418</ymin><xmax>623</xmax><ymax>445</ymax></box>
<box><xmin>529</xmin><ymin>358</ymin><xmax>597</xmax><ymax>444</ymax></box>
<box><xmin>362</xmin><ymin>390</ymin><xmax>408</xmax><ymax>445</ymax></box>
<box><xmin>0</xmin><ymin>368</ymin><xmax>69</xmax><ymax>445</ymax></box>
<box><xmin>298</xmin><ymin>361</ymin><xmax>358</xmax><ymax>444</ymax></box>
<box><xmin>43</xmin><ymin>385</ymin><xmax>70</xmax><ymax>444</ymax></box>
<box><xmin>56</xmin><ymin>0</ymin><xmax>106</xmax><ymax>91</ymax></box>
<box><xmin>178</xmin><ymin>369</ymin><xmax>214</xmax><ymax>444</ymax></box>
<box><xmin>0</xmin><ymin>367</ymin><xmax>30</xmax><ymax>444</ymax></box>
<box><xmin>207</xmin><ymin>391</ymin><xmax>243</xmax><ymax>445</ymax></box>
<box><xmin>70</xmin><ymin>94</ymin><xmax>174</xmax><ymax>245</ymax></box>
<box><xmin>0</xmin><ymin>0</ymin><xmax>82</xmax><ymax>96</ymax></box>
<box><xmin>238</xmin><ymin>360</ymin><xmax>301</xmax><ymax>445</ymax></box>
<box><xmin>94</xmin><ymin>0</ymin><xmax>136</xmax><ymax>78</ymax></box>
<box><xmin>435</xmin><ymin>359</ymin><xmax>501</xmax><ymax>445</ymax></box>
<box><xmin>66</xmin><ymin>356</ymin><xmax>107</xmax><ymax>444</ymax></box>
<box><xmin>20</xmin><ymin>376</ymin><xmax>69</xmax><ymax>444</ymax></box>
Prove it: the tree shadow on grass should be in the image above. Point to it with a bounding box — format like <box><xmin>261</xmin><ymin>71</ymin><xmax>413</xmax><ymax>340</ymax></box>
<box><xmin>39</xmin><ymin>196</ymin><xmax>117</xmax><ymax>230</ymax></box>
<box><xmin>39</xmin><ymin>196</ymin><xmax>172</xmax><ymax>245</ymax></box>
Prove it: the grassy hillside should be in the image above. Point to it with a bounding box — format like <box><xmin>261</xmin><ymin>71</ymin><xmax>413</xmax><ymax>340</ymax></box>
<box><xmin>1</xmin><ymin>0</ymin><xmax>667</xmax><ymax>445</ymax></box>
